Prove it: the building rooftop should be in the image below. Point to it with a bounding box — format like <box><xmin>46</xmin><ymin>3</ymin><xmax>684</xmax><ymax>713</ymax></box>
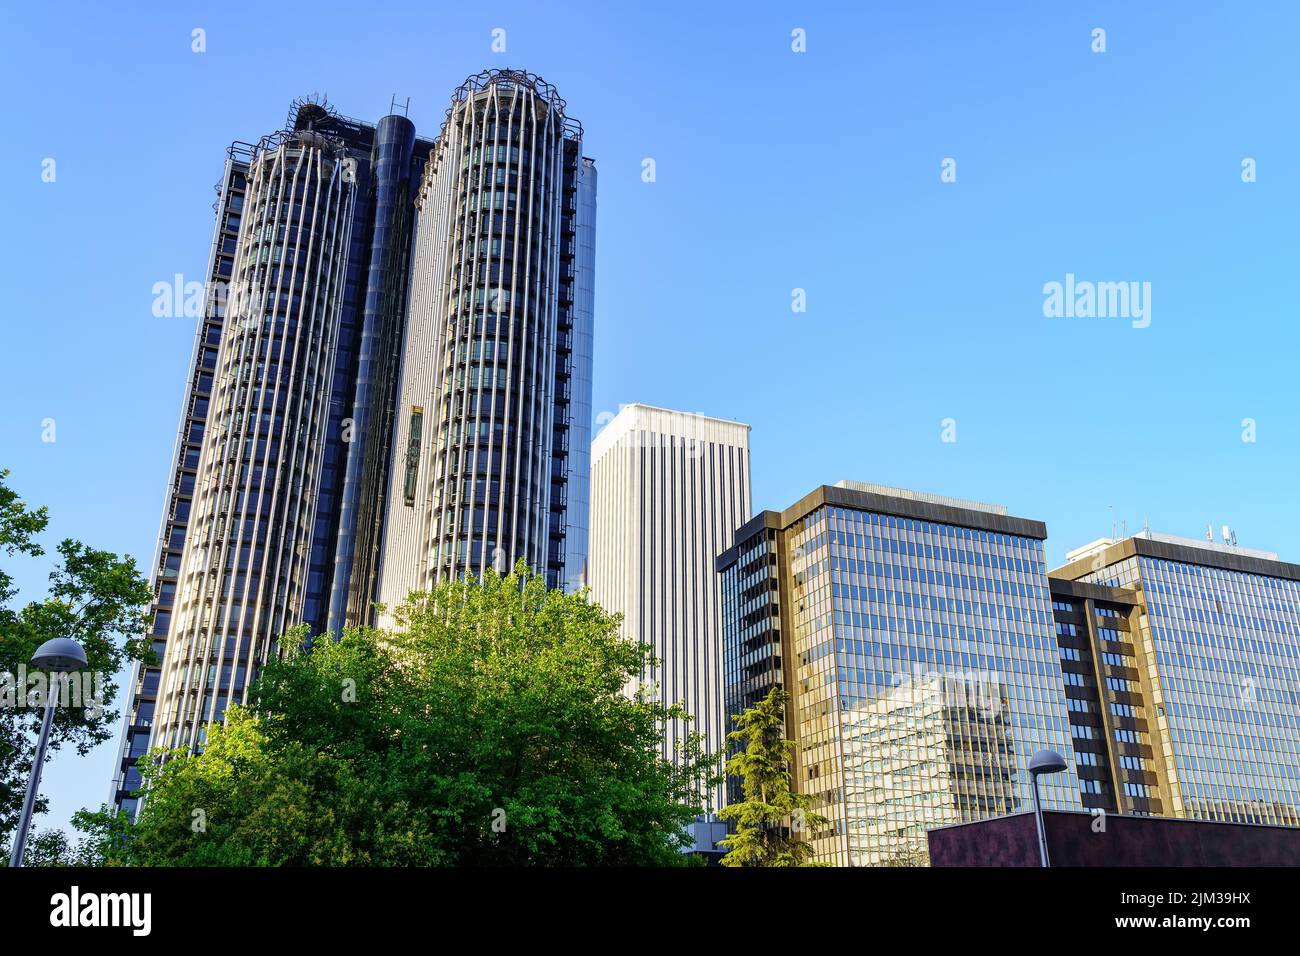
<box><xmin>833</xmin><ymin>480</ymin><xmax>1009</xmax><ymax>517</ymax></box>
<box><xmin>717</xmin><ymin>481</ymin><xmax>1047</xmax><ymax>572</ymax></box>
<box><xmin>1065</xmin><ymin>529</ymin><xmax>1279</xmax><ymax>565</ymax></box>
<box><xmin>591</xmin><ymin>404</ymin><xmax>750</xmax><ymax>460</ymax></box>
<box><xmin>1054</xmin><ymin>528</ymin><xmax>1300</xmax><ymax>583</ymax></box>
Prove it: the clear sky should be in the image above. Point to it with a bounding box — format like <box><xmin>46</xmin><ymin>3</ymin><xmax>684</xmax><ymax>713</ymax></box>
<box><xmin>3</xmin><ymin>1</ymin><xmax>1298</xmax><ymax>835</ymax></box>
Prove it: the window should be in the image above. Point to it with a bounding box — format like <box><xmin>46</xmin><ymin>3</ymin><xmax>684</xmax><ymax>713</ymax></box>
<box><xmin>403</xmin><ymin>407</ymin><xmax>424</xmax><ymax>506</ymax></box>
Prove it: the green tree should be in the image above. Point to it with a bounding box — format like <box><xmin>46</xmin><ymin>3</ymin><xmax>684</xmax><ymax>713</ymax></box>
<box><xmin>92</xmin><ymin>564</ymin><xmax>721</xmax><ymax>866</ymax></box>
<box><xmin>718</xmin><ymin>687</ymin><xmax>827</xmax><ymax>866</ymax></box>
<box><xmin>10</xmin><ymin>828</ymin><xmax>76</xmax><ymax>866</ymax></box>
<box><xmin>0</xmin><ymin>469</ymin><xmax>152</xmax><ymax>844</ymax></box>
<box><xmin>8</xmin><ymin>818</ymin><xmax>113</xmax><ymax>867</ymax></box>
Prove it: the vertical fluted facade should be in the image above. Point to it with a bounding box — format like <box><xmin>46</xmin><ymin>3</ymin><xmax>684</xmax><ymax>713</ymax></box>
<box><xmin>377</xmin><ymin>70</ymin><xmax>595</xmax><ymax>612</ymax></box>
<box><xmin>150</xmin><ymin>128</ymin><xmax>358</xmax><ymax>754</ymax></box>
<box><xmin>588</xmin><ymin>405</ymin><xmax>752</xmax><ymax>821</ymax></box>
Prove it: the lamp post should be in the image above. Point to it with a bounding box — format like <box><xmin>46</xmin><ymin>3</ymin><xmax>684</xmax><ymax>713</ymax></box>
<box><xmin>8</xmin><ymin>638</ymin><xmax>88</xmax><ymax>868</ymax></box>
<box><xmin>1028</xmin><ymin>748</ymin><xmax>1067</xmax><ymax>868</ymax></box>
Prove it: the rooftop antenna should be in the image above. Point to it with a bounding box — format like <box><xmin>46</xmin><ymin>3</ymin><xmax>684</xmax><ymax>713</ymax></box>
<box><xmin>1206</xmin><ymin>523</ymin><xmax>1214</xmax><ymax>542</ymax></box>
<box><xmin>389</xmin><ymin>94</ymin><xmax>411</xmax><ymax>117</ymax></box>
<box><xmin>1109</xmin><ymin>505</ymin><xmax>1116</xmax><ymax>541</ymax></box>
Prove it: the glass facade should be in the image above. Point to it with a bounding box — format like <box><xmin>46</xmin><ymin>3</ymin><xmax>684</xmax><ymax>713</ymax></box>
<box><xmin>153</xmin><ymin>123</ymin><xmax>360</xmax><ymax>756</ymax></box>
<box><xmin>376</xmin><ymin>70</ymin><xmax>595</xmax><ymax>600</ymax></box>
<box><xmin>108</xmin><ymin>160</ymin><xmax>248</xmax><ymax>815</ymax></box>
<box><xmin>721</xmin><ymin>525</ymin><xmax>783</xmax><ymax>723</ymax></box>
<box><xmin>326</xmin><ymin>113</ymin><xmax>424</xmax><ymax>633</ymax></box>
<box><xmin>719</xmin><ymin>485</ymin><xmax>1081</xmax><ymax>866</ymax></box>
<box><xmin>112</xmin><ymin>102</ymin><xmax>434</xmax><ymax>810</ymax></box>
<box><xmin>1075</xmin><ymin>544</ymin><xmax>1300</xmax><ymax>826</ymax></box>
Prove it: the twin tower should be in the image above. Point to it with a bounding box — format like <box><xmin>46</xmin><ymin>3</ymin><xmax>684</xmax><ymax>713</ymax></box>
<box><xmin>111</xmin><ymin>70</ymin><xmax>597</xmax><ymax>811</ymax></box>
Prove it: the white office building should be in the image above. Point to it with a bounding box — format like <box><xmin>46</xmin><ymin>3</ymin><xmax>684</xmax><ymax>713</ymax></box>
<box><xmin>588</xmin><ymin>404</ymin><xmax>751</xmax><ymax>826</ymax></box>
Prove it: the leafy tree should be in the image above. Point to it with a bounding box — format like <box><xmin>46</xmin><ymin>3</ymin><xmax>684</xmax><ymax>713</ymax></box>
<box><xmin>17</xmin><ymin>828</ymin><xmax>76</xmax><ymax>866</ymax></box>
<box><xmin>3</xmin><ymin>818</ymin><xmax>111</xmax><ymax>867</ymax></box>
<box><xmin>718</xmin><ymin>687</ymin><xmax>827</xmax><ymax>866</ymax></box>
<box><xmin>0</xmin><ymin>469</ymin><xmax>152</xmax><ymax>844</ymax></box>
<box><xmin>93</xmin><ymin>564</ymin><xmax>721</xmax><ymax>866</ymax></box>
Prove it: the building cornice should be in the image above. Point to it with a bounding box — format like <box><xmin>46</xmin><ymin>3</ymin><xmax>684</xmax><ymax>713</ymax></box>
<box><xmin>1052</xmin><ymin>535</ymin><xmax>1300</xmax><ymax>583</ymax></box>
<box><xmin>717</xmin><ymin>484</ymin><xmax>1047</xmax><ymax>571</ymax></box>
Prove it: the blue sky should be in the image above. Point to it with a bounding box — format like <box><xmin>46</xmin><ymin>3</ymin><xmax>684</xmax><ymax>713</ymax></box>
<box><xmin>3</xmin><ymin>1</ymin><xmax>1298</xmax><ymax>834</ymax></box>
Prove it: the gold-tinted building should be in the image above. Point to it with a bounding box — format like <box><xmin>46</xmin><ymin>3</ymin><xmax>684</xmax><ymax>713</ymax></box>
<box><xmin>718</xmin><ymin>482</ymin><xmax>1082</xmax><ymax>866</ymax></box>
<box><xmin>1052</xmin><ymin>531</ymin><xmax>1300</xmax><ymax>827</ymax></box>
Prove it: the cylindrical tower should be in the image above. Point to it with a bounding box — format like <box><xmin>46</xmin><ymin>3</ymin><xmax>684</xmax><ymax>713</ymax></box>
<box><xmin>154</xmin><ymin>126</ymin><xmax>357</xmax><ymax>752</ymax></box>
<box><xmin>327</xmin><ymin>113</ymin><xmax>420</xmax><ymax>634</ymax></box>
<box><xmin>379</xmin><ymin>69</ymin><xmax>593</xmax><ymax>600</ymax></box>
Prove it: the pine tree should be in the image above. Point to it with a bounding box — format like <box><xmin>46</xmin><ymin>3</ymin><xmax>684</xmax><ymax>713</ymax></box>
<box><xmin>718</xmin><ymin>687</ymin><xmax>828</xmax><ymax>866</ymax></box>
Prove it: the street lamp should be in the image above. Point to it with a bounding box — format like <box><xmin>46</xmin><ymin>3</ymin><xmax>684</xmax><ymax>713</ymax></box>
<box><xmin>1028</xmin><ymin>748</ymin><xmax>1067</xmax><ymax>868</ymax></box>
<box><xmin>8</xmin><ymin>638</ymin><xmax>88</xmax><ymax>868</ymax></box>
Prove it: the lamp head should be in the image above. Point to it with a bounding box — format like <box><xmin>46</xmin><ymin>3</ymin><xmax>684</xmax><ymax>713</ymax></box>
<box><xmin>30</xmin><ymin>638</ymin><xmax>88</xmax><ymax>672</ymax></box>
<box><xmin>1029</xmin><ymin>748</ymin><xmax>1068</xmax><ymax>776</ymax></box>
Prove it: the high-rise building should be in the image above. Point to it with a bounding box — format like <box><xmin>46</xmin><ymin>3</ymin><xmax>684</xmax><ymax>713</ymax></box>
<box><xmin>716</xmin><ymin>481</ymin><xmax>1082</xmax><ymax>866</ymax></box>
<box><xmin>587</xmin><ymin>404</ymin><xmax>751</xmax><ymax>831</ymax></box>
<box><xmin>110</xmin><ymin>100</ymin><xmax>431</xmax><ymax>812</ymax></box>
<box><xmin>376</xmin><ymin>69</ymin><xmax>595</xmax><ymax>612</ymax></box>
<box><xmin>1051</xmin><ymin>530</ymin><xmax>1300</xmax><ymax>826</ymax></box>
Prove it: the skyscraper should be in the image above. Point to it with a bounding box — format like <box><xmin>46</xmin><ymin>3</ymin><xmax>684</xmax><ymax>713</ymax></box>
<box><xmin>376</xmin><ymin>69</ymin><xmax>595</xmax><ymax>613</ymax></box>
<box><xmin>587</xmin><ymin>405</ymin><xmax>751</xmax><ymax>832</ymax></box>
<box><xmin>1051</xmin><ymin>529</ymin><xmax>1300</xmax><ymax>826</ymax></box>
<box><xmin>717</xmin><ymin>481</ymin><xmax>1082</xmax><ymax>865</ymax></box>
<box><xmin>110</xmin><ymin>100</ymin><xmax>431</xmax><ymax>812</ymax></box>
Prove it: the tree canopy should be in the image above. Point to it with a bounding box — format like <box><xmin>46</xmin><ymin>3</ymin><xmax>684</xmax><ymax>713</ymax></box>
<box><xmin>90</xmin><ymin>565</ymin><xmax>720</xmax><ymax>866</ymax></box>
<box><xmin>0</xmin><ymin>468</ymin><xmax>152</xmax><ymax>846</ymax></box>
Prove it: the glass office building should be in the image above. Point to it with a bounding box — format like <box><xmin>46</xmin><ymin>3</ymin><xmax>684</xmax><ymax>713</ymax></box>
<box><xmin>376</xmin><ymin>69</ymin><xmax>596</xmax><ymax>609</ymax></box>
<box><xmin>1055</xmin><ymin>532</ymin><xmax>1300</xmax><ymax>826</ymax></box>
<box><xmin>110</xmin><ymin>100</ymin><xmax>432</xmax><ymax>812</ymax></box>
<box><xmin>718</xmin><ymin>481</ymin><xmax>1081</xmax><ymax>866</ymax></box>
